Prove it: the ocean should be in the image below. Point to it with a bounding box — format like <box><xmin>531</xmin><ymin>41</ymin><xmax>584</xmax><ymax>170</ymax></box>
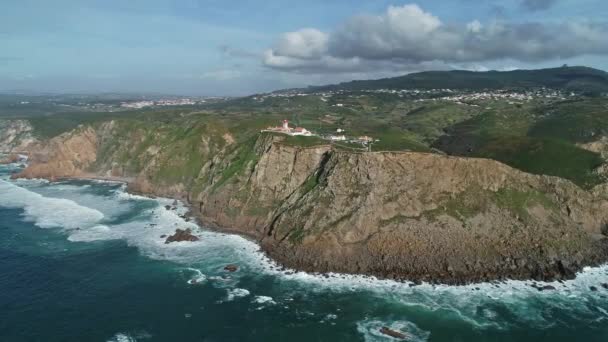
<box><xmin>1</xmin><ymin>162</ymin><xmax>607</xmax><ymax>342</ymax></box>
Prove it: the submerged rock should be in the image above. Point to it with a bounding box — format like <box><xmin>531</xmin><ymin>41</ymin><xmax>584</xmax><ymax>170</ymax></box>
<box><xmin>224</xmin><ymin>264</ymin><xmax>239</xmax><ymax>272</ymax></box>
<box><xmin>164</xmin><ymin>229</ymin><xmax>199</xmax><ymax>244</ymax></box>
<box><xmin>379</xmin><ymin>327</ymin><xmax>408</xmax><ymax>340</ymax></box>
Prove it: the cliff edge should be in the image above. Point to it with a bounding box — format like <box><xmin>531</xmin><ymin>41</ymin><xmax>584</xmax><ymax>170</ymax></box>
<box><xmin>8</xmin><ymin>122</ymin><xmax>608</xmax><ymax>284</ymax></box>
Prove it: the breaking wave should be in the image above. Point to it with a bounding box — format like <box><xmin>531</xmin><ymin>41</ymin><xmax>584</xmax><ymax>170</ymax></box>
<box><xmin>1</xmin><ymin>176</ymin><xmax>607</xmax><ymax>334</ymax></box>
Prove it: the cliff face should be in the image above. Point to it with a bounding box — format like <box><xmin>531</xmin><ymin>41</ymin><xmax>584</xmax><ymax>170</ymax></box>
<box><xmin>193</xmin><ymin>136</ymin><xmax>608</xmax><ymax>283</ymax></box>
<box><xmin>0</xmin><ymin>120</ymin><xmax>37</xmax><ymax>153</ymax></box>
<box><xmin>8</xmin><ymin>120</ymin><xmax>608</xmax><ymax>283</ymax></box>
<box><xmin>15</xmin><ymin>126</ymin><xmax>98</xmax><ymax>180</ymax></box>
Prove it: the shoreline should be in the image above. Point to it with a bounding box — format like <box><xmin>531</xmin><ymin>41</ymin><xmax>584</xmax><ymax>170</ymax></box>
<box><xmin>16</xmin><ymin>173</ymin><xmax>608</xmax><ymax>287</ymax></box>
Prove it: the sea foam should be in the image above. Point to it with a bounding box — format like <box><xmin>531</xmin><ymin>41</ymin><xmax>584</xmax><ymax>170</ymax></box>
<box><xmin>0</xmin><ymin>180</ymin><xmax>105</xmax><ymax>230</ymax></box>
<box><xmin>3</xmin><ymin>177</ymin><xmax>607</xmax><ymax>333</ymax></box>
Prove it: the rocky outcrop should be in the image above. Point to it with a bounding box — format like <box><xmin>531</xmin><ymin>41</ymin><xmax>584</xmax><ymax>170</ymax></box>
<box><xmin>9</xmin><ymin>123</ymin><xmax>608</xmax><ymax>284</ymax></box>
<box><xmin>193</xmin><ymin>134</ymin><xmax>608</xmax><ymax>284</ymax></box>
<box><xmin>581</xmin><ymin>137</ymin><xmax>608</xmax><ymax>190</ymax></box>
<box><xmin>165</xmin><ymin>229</ymin><xmax>200</xmax><ymax>244</ymax></box>
<box><xmin>224</xmin><ymin>264</ymin><xmax>239</xmax><ymax>272</ymax></box>
<box><xmin>379</xmin><ymin>327</ymin><xmax>408</xmax><ymax>340</ymax></box>
<box><xmin>12</xmin><ymin>126</ymin><xmax>98</xmax><ymax>180</ymax></box>
<box><xmin>0</xmin><ymin>153</ymin><xmax>20</xmax><ymax>164</ymax></box>
<box><xmin>0</xmin><ymin>120</ymin><xmax>37</xmax><ymax>152</ymax></box>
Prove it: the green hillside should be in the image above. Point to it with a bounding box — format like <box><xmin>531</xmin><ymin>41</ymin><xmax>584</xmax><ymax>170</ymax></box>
<box><xmin>309</xmin><ymin>66</ymin><xmax>608</xmax><ymax>93</ymax></box>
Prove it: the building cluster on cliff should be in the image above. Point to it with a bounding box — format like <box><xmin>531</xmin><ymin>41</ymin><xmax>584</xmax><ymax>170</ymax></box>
<box><xmin>262</xmin><ymin>120</ymin><xmax>313</xmax><ymax>136</ymax></box>
<box><xmin>262</xmin><ymin>120</ymin><xmax>376</xmax><ymax>148</ymax></box>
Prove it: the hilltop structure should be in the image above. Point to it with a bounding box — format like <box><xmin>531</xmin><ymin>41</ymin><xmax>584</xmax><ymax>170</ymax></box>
<box><xmin>262</xmin><ymin>120</ymin><xmax>313</xmax><ymax>136</ymax></box>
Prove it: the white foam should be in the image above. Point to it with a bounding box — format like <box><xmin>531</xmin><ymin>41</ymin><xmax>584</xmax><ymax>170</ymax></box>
<box><xmin>0</xmin><ymin>180</ymin><xmax>105</xmax><ymax>230</ymax></box>
<box><xmin>225</xmin><ymin>288</ymin><xmax>250</xmax><ymax>301</ymax></box>
<box><xmin>184</xmin><ymin>268</ymin><xmax>207</xmax><ymax>285</ymax></box>
<box><xmin>4</xmin><ymin>177</ymin><xmax>607</xmax><ymax>332</ymax></box>
<box><xmin>356</xmin><ymin>319</ymin><xmax>430</xmax><ymax>342</ymax></box>
<box><xmin>252</xmin><ymin>296</ymin><xmax>276</xmax><ymax>305</ymax></box>
<box><xmin>107</xmin><ymin>333</ymin><xmax>137</xmax><ymax>342</ymax></box>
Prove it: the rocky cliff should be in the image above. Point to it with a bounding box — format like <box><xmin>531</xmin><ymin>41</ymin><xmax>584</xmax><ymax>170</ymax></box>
<box><xmin>0</xmin><ymin>120</ymin><xmax>37</xmax><ymax>153</ymax></box>
<box><xmin>6</xmin><ymin>120</ymin><xmax>608</xmax><ymax>284</ymax></box>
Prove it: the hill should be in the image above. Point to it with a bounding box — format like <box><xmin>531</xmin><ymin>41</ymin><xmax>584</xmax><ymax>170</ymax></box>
<box><xmin>308</xmin><ymin>66</ymin><xmax>608</xmax><ymax>93</ymax></box>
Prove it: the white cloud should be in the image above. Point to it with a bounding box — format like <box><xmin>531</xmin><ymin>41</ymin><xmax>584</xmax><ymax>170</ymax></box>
<box><xmin>263</xmin><ymin>3</ymin><xmax>608</xmax><ymax>74</ymax></box>
<box><xmin>274</xmin><ymin>28</ymin><xmax>329</xmax><ymax>60</ymax></box>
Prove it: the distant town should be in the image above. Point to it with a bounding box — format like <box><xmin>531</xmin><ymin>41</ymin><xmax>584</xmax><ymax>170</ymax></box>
<box><xmin>252</xmin><ymin>87</ymin><xmax>578</xmax><ymax>106</ymax></box>
<box><xmin>120</xmin><ymin>98</ymin><xmax>206</xmax><ymax>109</ymax></box>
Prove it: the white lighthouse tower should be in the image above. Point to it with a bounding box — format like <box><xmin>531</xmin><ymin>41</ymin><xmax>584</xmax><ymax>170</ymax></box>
<box><xmin>282</xmin><ymin>120</ymin><xmax>289</xmax><ymax>130</ymax></box>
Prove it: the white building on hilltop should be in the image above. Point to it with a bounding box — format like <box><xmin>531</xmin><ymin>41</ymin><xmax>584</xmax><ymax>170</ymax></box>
<box><xmin>261</xmin><ymin>119</ymin><xmax>313</xmax><ymax>137</ymax></box>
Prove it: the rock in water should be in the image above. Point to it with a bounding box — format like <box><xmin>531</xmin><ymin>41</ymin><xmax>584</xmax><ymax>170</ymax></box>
<box><xmin>164</xmin><ymin>229</ymin><xmax>200</xmax><ymax>244</ymax></box>
<box><xmin>379</xmin><ymin>327</ymin><xmax>408</xmax><ymax>340</ymax></box>
<box><xmin>0</xmin><ymin>154</ymin><xmax>19</xmax><ymax>164</ymax></box>
<box><xmin>224</xmin><ymin>264</ymin><xmax>239</xmax><ymax>272</ymax></box>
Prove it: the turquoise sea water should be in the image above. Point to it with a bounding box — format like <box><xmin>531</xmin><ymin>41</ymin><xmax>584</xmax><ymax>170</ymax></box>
<box><xmin>1</xmin><ymin>163</ymin><xmax>608</xmax><ymax>341</ymax></box>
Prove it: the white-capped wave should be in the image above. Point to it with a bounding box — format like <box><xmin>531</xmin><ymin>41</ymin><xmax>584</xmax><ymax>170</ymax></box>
<box><xmin>4</xmin><ymin>177</ymin><xmax>607</xmax><ymax>333</ymax></box>
<box><xmin>106</xmin><ymin>333</ymin><xmax>136</xmax><ymax>342</ymax></box>
<box><xmin>357</xmin><ymin>319</ymin><xmax>430</xmax><ymax>342</ymax></box>
<box><xmin>224</xmin><ymin>288</ymin><xmax>251</xmax><ymax>302</ymax></box>
<box><xmin>184</xmin><ymin>268</ymin><xmax>207</xmax><ymax>285</ymax></box>
<box><xmin>252</xmin><ymin>296</ymin><xmax>276</xmax><ymax>305</ymax></box>
<box><xmin>0</xmin><ymin>180</ymin><xmax>104</xmax><ymax>230</ymax></box>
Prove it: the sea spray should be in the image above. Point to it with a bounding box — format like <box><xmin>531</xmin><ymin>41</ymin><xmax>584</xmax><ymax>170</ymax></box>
<box><xmin>1</xmin><ymin>176</ymin><xmax>607</xmax><ymax>339</ymax></box>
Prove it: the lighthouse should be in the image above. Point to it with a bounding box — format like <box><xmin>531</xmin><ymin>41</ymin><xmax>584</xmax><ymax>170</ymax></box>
<box><xmin>282</xmin><ymin>120</ymin><xmax>289</xmax><ymax>130</ymax></box>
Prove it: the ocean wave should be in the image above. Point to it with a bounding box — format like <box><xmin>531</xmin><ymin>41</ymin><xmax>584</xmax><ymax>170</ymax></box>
<box><xmin>106</xmin><ymin>331</ymin><xmax>151</xmax><ymax>342</ymax></box>
<box><xmin>184</xmin><ymin>268</ymin><xmax>207</xmax><ymax>285</ymax></box>
<box><xmin>225</xmin><ymin>288</ymin><xmax>251</xmax><ymax>302</ymax></box>
<box><xmin>4</xmin><ymin>177</ymin><xmax>608</xmax><ymax>332</ymax></box>
<box><xmin>0</xmin><ymin>180</ymin><xmax>105</xmax><ymax>230</ymax></box>
<box><xmin>252</xmin><ymin>296</ymin><xmax>276</xmax><ymax>305</ymax></box>
<box><xmin>107</xmin><ymin>333</ymin><xmax>137</xmax><ymax>342</ymax></box>
<box><xmin>356</xmin><ymin>319</ymin><xmax>430</xmax><ymax>342</ymax></box>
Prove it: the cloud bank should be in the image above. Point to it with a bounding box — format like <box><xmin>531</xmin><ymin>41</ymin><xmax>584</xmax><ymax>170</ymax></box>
<box><xmin>263</xmin><ymin>4</ymin><xmax>608</xmax><ymax>74</ymax></box>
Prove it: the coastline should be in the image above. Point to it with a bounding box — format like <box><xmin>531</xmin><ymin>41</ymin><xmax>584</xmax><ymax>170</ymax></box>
<box><xmin>4</xmin><ymin>152</ymin><xmax>608</xmax><ymax>342</ymax></box>
<box><xmin>34</xmin><ymin>174</ymin><xmax>605</xmax><ymax>287</ymax></box>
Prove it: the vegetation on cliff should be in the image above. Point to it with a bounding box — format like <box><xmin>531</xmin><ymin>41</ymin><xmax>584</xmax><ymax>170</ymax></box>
<box><xmin>2</xmin><ymin>66</ymin><xmax>608</xmax><ymax>283</ymax></box>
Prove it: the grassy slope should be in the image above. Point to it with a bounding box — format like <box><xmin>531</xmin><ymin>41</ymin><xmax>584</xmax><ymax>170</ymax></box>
<box><xmin>433</xmin><ymin>99</ymin><xmax>607</xmax><ymax>188</ymax></box>
<box><xmin>9</xmin><ymin>86</ymin><xmax>608</xmax><ymax>190</ymax></box>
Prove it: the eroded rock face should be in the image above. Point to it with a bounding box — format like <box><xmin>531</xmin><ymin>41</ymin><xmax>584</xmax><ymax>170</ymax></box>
<box><xmin>195</xmin><ymin>136</ymin><xmax>608</xmax><ymax>284</ymax></box>
<box><xmin>12</xmin><ymin>126</ymin><xmax>98</xmax><ymax>180</ymax></box>
<box><xmin>11</xmin><ymin>123</ymin><xmax>608</xmax><ymax>284</ymax></box>
<box><xmin>0</xmin><ymin>153</ymin><xmax>19</xmax><ymax>164</ymax></box>
<box><xmin>0</xmin><ymin>120</ymin><xmax>37</xmax><ymax>153</ymax></box>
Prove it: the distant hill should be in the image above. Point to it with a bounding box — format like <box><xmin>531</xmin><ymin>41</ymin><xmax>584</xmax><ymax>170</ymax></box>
<box><xmin>307</xmin><ymin>66</ymin><xmax>608</xmax><ymax>93</ymax></box>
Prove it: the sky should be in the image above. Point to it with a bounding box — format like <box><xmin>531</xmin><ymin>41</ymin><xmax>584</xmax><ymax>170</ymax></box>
<box><xmin>1</xmin><ymin>0</ymin><xmax>608</xmax><ymax>96</ymax></box>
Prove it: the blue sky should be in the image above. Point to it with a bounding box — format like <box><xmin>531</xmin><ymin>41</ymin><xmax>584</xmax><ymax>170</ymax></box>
<box><xmin>1</xmin><ymin>0</ymin><xmax>608</xmax><ymax>95</ymax></box>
